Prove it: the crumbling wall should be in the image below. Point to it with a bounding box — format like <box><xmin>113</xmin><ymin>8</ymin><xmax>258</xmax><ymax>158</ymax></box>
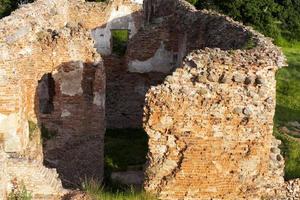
<box><xmin>68</xmin><ymin>0</ymin><xmax>148</xmax><ymax>129</ymax></box>
<box><xmin>38</xmin><ymin>61</ymin><xmax>105</xmax><ymax>137</ymax></box>
<box><xmin>0</xmin><ymin>0</ymin><xmax>105</xmax><ymax>194</ymax></box>
<box><xmin>143</xmin><ymin>0</ymin><xmax>287</xmax><ymax>199</ymax></box>
<box><xmin>74</xmin><ymin>0</ymin><xmax>166</xmax><ymax>129</ymax></box>
<box><xmin>69</xmin><ymin>0</ymin><xmax>143</xmax><ymax>55</ymax></box>
<box><xmin>144</xmin><ymin>49</ymin><xmax>285</xmax><ymax>199</ymax></box>
<box><xmin>131</xmin><ymin>0</ymin><xmax>251</xmax><ymax>67</ymax></box>
<box><xmin>0</xmin><ymin>0</ymin><xmax>70</xmax><ymax>154</ymax></box>
<box><xmin>123</xmin><ymin>0</ymin><xmax>253</xmax><ymax>129</ymax></box>
<box><xmin>38</xmin><ymin>60</ymin><xmax>105</xmax><ymax>187</ymax></box>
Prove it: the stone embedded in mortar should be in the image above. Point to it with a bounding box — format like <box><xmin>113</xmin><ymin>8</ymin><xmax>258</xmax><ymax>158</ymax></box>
<box><xmin>0</xmin><ymin>0</ymin><xmax>290</xmax><ymax>199</ymax></box>
<box><xmin>233</xmin><ymin>73</ymin><xmax>246</xmax><ymax>83</ymax></box>
<box><xmin>143</xmin><ymin>1</ymin><xmax>286</xmax><ymax>199</ymax></box>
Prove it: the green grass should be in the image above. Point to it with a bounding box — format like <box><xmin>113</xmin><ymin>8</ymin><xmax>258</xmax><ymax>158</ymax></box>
<box><xmin>274</xmin><ymin>129</ymin><xmax>300</xmax><ymax>180</ymax></box>
<box><xmin>104</xmin><ymin>129</ymin><xmax>148</xmax><ymax>188</ymax></box>
<box><xmin>275</xmin><ymin>42</ymin><xmax>300</xmax><ymax>124</ymax></box>
<box><xmin>111</xmin><ymin>30</ymin><xmax>129</xmax><ymax>56</ymax></box>
<box><xmin>83</xmin><ymin>179</ymin><xmax>157</xmax><ymax>200</ymax></box>
<box><xmin>105</xmin><ymin>129</ymin><xmax>148</xmax><ymax>172</ymax></box>
<box><xmin>274</xmin><ymin>42</ymin><xmax>300</xmax><ymax>180</ymax></box>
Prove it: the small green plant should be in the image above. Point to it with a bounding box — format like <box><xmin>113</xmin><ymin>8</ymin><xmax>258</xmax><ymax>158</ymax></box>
<box><xmin>82</xmin><ymin>178</ymin><xmax>103</xmax><ymax>197</ymax></box>
<box><xmin>28</xmin><ymin>120</ymin><xmax>37</xmax><ymax>140</ymax></box>
<box><xmin>8</xmin><ymin>181</ymin><xmax>32</xmax><ymax>200</ymax></box>
<box><xmin>41</xmin><ymin>124</ymin><xmax>57</xmax><ymax>141</ymax></box>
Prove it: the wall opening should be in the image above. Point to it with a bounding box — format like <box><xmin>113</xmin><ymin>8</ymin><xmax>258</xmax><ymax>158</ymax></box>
<box><xmin>104</xmin><ymin>128</ymin><xmax>148</xmax><ymax>188</ymax></box>
<box><xmin>36</xmin><ymin>62</ymin><xmax>105</xmax><ymax>189</ymax></box>
<box><xmin>37</xmin><ymin>73</ymin><xmax>55</xmax><ymax>114</ymax></box>
<box><xmin>111</xmin><ymin>29</ymin><xmax>129</xmax><ymax>56</ymax></box>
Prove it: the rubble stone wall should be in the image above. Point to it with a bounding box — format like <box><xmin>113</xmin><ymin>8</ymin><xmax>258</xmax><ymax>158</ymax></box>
<box><xmin>143</xmin><ymin>0</ymin><xmax>287</xmax><ymax>199</ymax></box>
<box><xmin>123</xmin><ymin>0</ymin><xmax>256</xmax><ymax>130</ymax></box>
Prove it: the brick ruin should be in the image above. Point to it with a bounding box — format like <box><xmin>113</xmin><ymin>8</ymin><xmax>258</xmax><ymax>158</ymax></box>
<box><xmin>0</xmin><ymin>0</ymin><xmax>294</xmax><ymax>199</ymax></box>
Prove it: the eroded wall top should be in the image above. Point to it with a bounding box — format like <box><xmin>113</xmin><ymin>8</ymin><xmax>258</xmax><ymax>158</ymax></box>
<box><xmin>0</xmin><ymin>0</ymin><xmax>104</xmax><ymax>153</ymax></box>
<box><xmin>142</xmin><ymin>0</ymin><xmax>287</xmax><ymax>199</ymax></box>
<box><xmin>141</xmin><ymin>0</ymin><xmax>286</xmax><ymax>67</ymax></box>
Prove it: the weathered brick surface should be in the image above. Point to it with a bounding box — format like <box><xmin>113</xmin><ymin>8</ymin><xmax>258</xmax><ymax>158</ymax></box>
<box><xmin>0</xmin><ymin>0</ymin><xmax>105</xmax><ymax>195</ymax></box>
<box><xmin>0</xmin><ymin>0</ymin><xmax>70</xmax><ymax>154</ymax></box>
<box><xmin>38</xmin><ymin>60</ymin><xmax>105</xmax><ymax>187</ymax></box>
<box><xmin>143</xmin><ymin>0</ymin><xmax>287</xmax><ymax>199</ymax></box>
<box><xmin>0</xmin><ymin>0</ymin><xmax>297</xmax><ymax>199</ymax></box>
<box><xmin>144</xmin><ymin>49</ymin><xmax>285</xmax><ymax>199</ymax></box>
<box><xmin>105</xmin><ymin>55</ymin><xmax>168</xmax><ymax>128</ymax></box>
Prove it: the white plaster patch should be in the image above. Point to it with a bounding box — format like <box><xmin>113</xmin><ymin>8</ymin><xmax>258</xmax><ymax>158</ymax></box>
<box><xmin>93</xmin><ymin>92</ymin><xmax>105</xmax><ymax>108</ymax></box>
<box><xmin>128</xmin><ymin>42</ymin><xmax>175</xmax><ymax>73</ymax></box>
<box><xmin>54</xmin><ymin>62</ymin><xmax>83</xmax><ymax>96</ymax></box>
<box><xmin>61</xmin><ymin>109</ymin><xmax>71</xmax><ymax>118</ymax></box>
<box><xmin>92</xmin><ymin>28</ymin><xmax>111</xmax><ymax>55</ymax></box>
<box><xmin>0</xmin><ymin>113</ymin><xmax>22</xmax><ymax>152</ymax></box>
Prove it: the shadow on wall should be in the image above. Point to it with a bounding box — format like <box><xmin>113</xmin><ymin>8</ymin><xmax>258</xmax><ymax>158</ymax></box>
<box><xmin>90</xmin><ymin>10</ymin><xmax>182</xmax><ymax>129</ymax></box>
<box><xmin>99</xmin><ymin>5</ymin><xmax>252</xmax><ymax>128</ymax></box>
<box><xmin>104</xmin><ymin>55</ymin><xmax>171</xmax><ymax>129</ymax></box>
<box><xmin>34</xmin><ymin>61</ymin><xmax>105</xmax><ymax>188</ymax></box>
